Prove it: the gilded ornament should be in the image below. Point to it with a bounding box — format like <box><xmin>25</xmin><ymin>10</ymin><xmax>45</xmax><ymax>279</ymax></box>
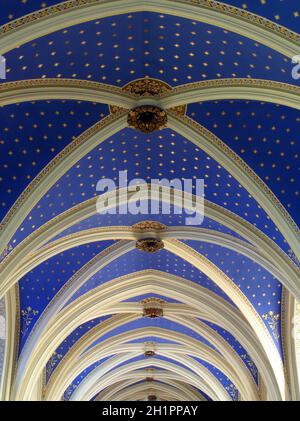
<box><xmin>142</xmin><ymin>298</ymin><xmax>165</xmax><ymax>318</ymax></box>
<box><xmin>144</xmin><ymin>350</ymin><xmax>156</xmax><ymax>357</ymax></box>
<box><xmin>136</xmin><ymin>238</ymin><xmax>164</xmax><ymax>253</ymax></box>
<box><xmin>127</xmin><ymin>105</ymin><xmax>167</xmax><ymax>133</ymax></box>
<box><xmin>132</xmin><ymin>221</ymin><xmax>167</xmax><ymax>233</ymax></box>
<box><xmin>262</xmin><ymin>311</ymin><xmax>280</xmax><ymax>341</ymax></box>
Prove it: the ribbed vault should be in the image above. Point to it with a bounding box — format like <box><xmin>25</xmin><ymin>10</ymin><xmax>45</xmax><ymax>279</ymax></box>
<box><xmin>0</xmin><ymin>0</ymin><xmax>299</xmax><ymax>402</ymax></box>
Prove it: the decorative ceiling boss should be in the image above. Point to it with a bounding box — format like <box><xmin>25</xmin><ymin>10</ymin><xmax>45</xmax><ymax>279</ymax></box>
<box><xmin>127</xmin><ymin>105</ymin><xmax>168</xmax><ymax>134</ymax></box>
<box><xmin>142</xmin><ymin>298</ymin><xmax>165</xmax><ymax>319</ymax></box>
<box><xmin>136</xmin><ymin>238</ymin><xmax>165</xmax><ymax>253</ymax></box>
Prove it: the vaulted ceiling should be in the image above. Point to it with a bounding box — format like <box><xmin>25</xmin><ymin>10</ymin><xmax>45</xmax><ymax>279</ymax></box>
<box><xmin>0</xmin><ymin>0</ymin><xmax>299</xmax><ymax>402</ymax></box>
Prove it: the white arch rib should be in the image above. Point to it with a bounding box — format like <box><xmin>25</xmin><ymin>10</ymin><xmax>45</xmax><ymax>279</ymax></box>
<box><xmin>0</xmin><ymin>79</ymin><xmax>135</xmax><ymax>108</ymax></box>
<box><xmin>45</xmin><ymin>327</ymin><xmax>257</xmax><ymax>400</ymax></box>
<box><xmin>71</xmin><ymin>357</ymin><xmax>229</xmax><ymax>401</ymax></box>
<box><xmin>104</xmin><ymin>381</ymin><xmax>199</xmax><ymax>401</ymax></box>
<box><xmin>38</xmin><ymin>270</ymin><xmax>277</xmax><ymax>400</ymax></box>
<box><xmin>1</xmin><ymin>79</ymin><xmax>300</xmax><ymax>111</ymax></box>
<box><xmin>1</xmin><ymin>188</ymin><xmax>299</xmax><ymax>302</ymax></box>
<box><xmin>96</xmin><ymin>369</ymin><xmax>216</xmax><ymax>400</ymax></box>
<box><xmin>15</xmin><ymin>270</ymin><xmax>281</xmax><ymax>401</ymax></box>
<box><xmin>161</xmin><ymin>79</ymin><xmax>300</xmax><ymax>110</ymax></box>
<box><xmin>97</xmin><ymin>378</ymin><xmax>205</xmax><ymax>401</ymax></box>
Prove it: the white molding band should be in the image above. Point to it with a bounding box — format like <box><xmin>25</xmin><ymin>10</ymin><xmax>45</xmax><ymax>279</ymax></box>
<box><xmin>1</xmin><ymin>113</ymin><xmax>298</xmax><ymax>302</ymax></box>
<box><xmin>295</xmin><ymin>300</ymin><xmax>300</xmax><ymax>394</ymax></box>
<box><xmin>14</xmin><ymin>242</ymin><xmax>135</xmax><ymax>393</ymax></box>
<box><xmin>71</xmin><ymin>357</ymin><xmax>229</xmax><ymax>401</ymax></box>
<box><xmin>0</xmin><ymin>0</ymin><xmax>299</xmax><ymax>403</ymax></box>
<box><xmin>282</xmin><ymin>291</ymin><xmax>300</xmax><ymax>401</ymax></box>
<box><xmin>107</xmin><ymin>381</ymin><xmax>200</xmax><ymax>401</ymax></box>
<box><xmin>1</xmin><ymin>79</ymin><xmax>300</xmax><ymax>111</ymax></box>
<box><xmin>10</xmin><ymin>234</ymin><xmax>286</xmax><ymax>392</ymax></box>
<box><xmin>0</xmin><ymin>79</ymin><xmax>135</xmax><ymax>108</ymax></box>
<box><xmin>50</xmin><ymin>336</ymin><xmax>251</xmax><ymax>399</ymax></box>
<box><xmin>164</xmin><ymin>239</ymin><xmax>286</xmax><ymax>398</ymax></box>
<box><xmin>44</xmin><ymin>326</ymin><xmax>257</xmax><ymax>400</ymax></box>
<box><xmin>160</xmin><ymin>79</ymin><xmax>300</xmax><ymax>110</ymax></box>
<box><xmin>1</xmin><ymin>286</ymin><xmax>18</xmax><ymax>401</ymax></box>
<box><xmin>96</xmin><ymin>369</ymin><xmax>217</xmax><ymax>400</ymax></box>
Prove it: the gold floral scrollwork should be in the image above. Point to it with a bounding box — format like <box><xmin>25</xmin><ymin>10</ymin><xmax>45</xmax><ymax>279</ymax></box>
<box><xmin>0</xmin><ymin>244</ymin><xmax>12</xmax><ymax>263</ymax></box>
<box><xmin>20</xmin><ymin>306</ymin><xmax>39</xmax><ymax>336</ymax></box>
<box><xmin>63</xmin><ymin>383</ymin><xmax>77</xmax><ymax>401</ymax></box>
<box><xmin>241</xmin><ymin>354</ymin><xmax>258</xmax><ymax>378</ymax></box>
<box><xmin>288</xmin><ymin>248</ymin><xmax>300</xmax><ymax>269</ymax></box>
<box><xmin>47</xmin><ymin>351</ymin><xmax>63</xmax><ymax>378</ymax></box>
<box><xmin>262</xmin><ymin>311</ymin><xmax>280</xmax><ymax>341</ymax></box>
<box><xmin>226</xmin><ymin>383</ymin><xmax>239</xmax><ymax>401</ymax></box>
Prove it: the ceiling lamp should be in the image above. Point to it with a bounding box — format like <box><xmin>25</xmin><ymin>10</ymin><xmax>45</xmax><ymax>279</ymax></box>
<box><xmin>142</xmin><ymin>298</ymin><xmax>165</xmax><ymax>318</ymax></box>
<box><xmin>136</xmin><ymin>238</ymin><xmax>164</xmax><ymax>253</ymax></box>
<box><xmin>127</xmin><ymin>105</ymin><xmax>167</xmax><ymax>133</ymax></box>
<box><xmin>144</xmin><ymin>350</ymin><xmax>156</xmax><ymax>357</ymax></box>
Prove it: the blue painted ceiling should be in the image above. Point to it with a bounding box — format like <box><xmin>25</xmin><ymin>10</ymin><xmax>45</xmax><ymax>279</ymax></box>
<box><xmin>19</xmin><ymin>241</ymin><xmax>115</xmax><ymax>350</ymax></box>
<box><xmin>66</xmin><ymin>249</ymin><xmax>234</xmax><ymax>305</ymax></box>
<box><xmin>0</xmin><ymin>2</ymin><xmax>299</xmax><ymax>401</ymax></box>
<box><xmin>5</xmin><ymin>13</ymin><xmax>296</xmax><ymax>86</ymax></box>
<box><xmin>0</xmin><ymin>100</ymin><xmax>109</xmax><ymax>222</ymax></box>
